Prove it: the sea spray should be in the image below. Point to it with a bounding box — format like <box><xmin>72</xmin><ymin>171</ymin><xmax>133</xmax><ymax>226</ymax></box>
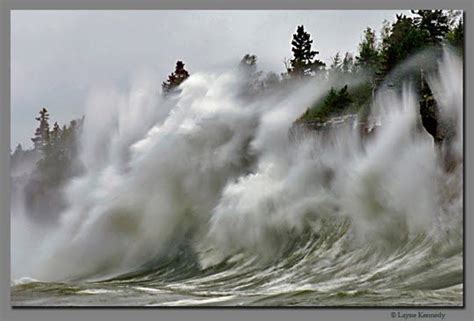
<box><xmin>11</xmin><ymin>50</ymin><xmax>462</xmax><ymax>294</ymax></box>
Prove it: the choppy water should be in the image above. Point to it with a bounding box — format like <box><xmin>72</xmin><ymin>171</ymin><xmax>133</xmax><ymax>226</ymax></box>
<box><xmin>12</xmin><ymin>228</ymin><xmax>463</xmax><ymax>306</ymax></box>
<box><xmin>11</xmin><ymin>50</ymin><xmax>463</xmax><ymax>307</ymax></box>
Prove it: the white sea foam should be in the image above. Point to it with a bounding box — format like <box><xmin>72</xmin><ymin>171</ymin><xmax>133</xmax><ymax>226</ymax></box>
<box><xmin>11</xmin><ymin>50</ymin><xmax>463</xmax><ymax>283</ymax></box>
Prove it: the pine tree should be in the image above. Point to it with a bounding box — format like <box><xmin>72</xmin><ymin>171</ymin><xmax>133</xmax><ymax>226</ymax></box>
<box><xmin>51</xmin><ymin>122</ymin><xmax>61</xmax><ymax>142</ymax></box>
<box><xmin>31</xmin><ymin>108</ymin><xmax>50</xmax><ymax>151</ymax></box>
<box><xmin>288</xmin><ymin>25</ymin><xmax>325</xmax><ymax>78</ymax></box>
<box><xmin>378</xmin><ymin>14</ymin><xmax>427</xmax><ymax>79</ymax></box>
<box><xmin>446</xmin><ymin>17</ymin><xmax>464</xmax><ymax>53</ymax></box>
<box><xmin>323</xmin><ymin>85</ymin><xmax>353</xmax><ymax>114</ymax></box>
<box><xmin>48</xmin><ymin>122</ymin><xmax>64</xmax><ymax>160</ymax></box>
<box><xmin>356</xmin><ymin>27</ymin><xmax>380</xmax><ymax>74</ymax></box>
<box><xmin>174</xmin><ymin>61</ymin><xmax>189</xmax><ymax>83</ymax></box>
<box><xmin>330</xmin><ymin>52</ymin><xmax>342</xmax><ymax>71</ymax></box>
<box><xmin>330</xmin><ymin>52</ymin><xmax>354</xmax><ymax>77</ymax></box>
<box><xmin>412</xmin><ymin>10</ymin><xmax>449</xmax><ymax>45</ymax></box>
<box><xmin>162</xmin><ymin>61</ymin><xmax>190</xmax><ymax>95</ymax></box>
<box><xmin>239</xmin><ymin>54</ymin><xmax>258</xmax><ymax>74</ymax></box>
<box><xmin>342</xmin><ymin>52</ymin><xmax>354</xmax><ymax>74</ymax></box>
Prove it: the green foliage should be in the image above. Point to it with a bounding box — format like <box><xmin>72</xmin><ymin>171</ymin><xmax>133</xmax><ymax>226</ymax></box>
<box><xmin>329</xmin><ymin>52</ymin><xmax>354</xmax><ymax>79</ymax></box>
<box><xmin>351</xmin><ymin>82</ymin><xmax>374</xmax><ymax>121</ymax></box>
<box><xmin>299</xmin><ymin>81</ymin><xmax>374</xmax><ymax>123</ymax></box>
<box><xmin>350</xmin><ymin>82</ymin><xmax>373</xmax><ymax>108</ymax></box>
<box><xmin>446</xmin><ymin>17</ymin><xmax>464</xmax><ymax>53</ymax></box>
<box><xmin>239</xmin><ymin>54</ymin><xmax>258</xmax><ymax>74</ymax></box>
<box><xmin>298</xmin><ymin>10</ymin><xmax>464</xmax><ymax>140</ymax></box>
<box><xmin>300</xmin><ymin>85</ymin><xmax>358</xmax><ymax>122</ymax></box>
<box><xmin>27</xmin><ymin>108</ymin><xmax>83</xmax><ymax>186</ymax></box>
<box><xmin>341</xmin><ymin>53</ymin><xmax>354</xmax><ymax>74</ymax></box>
<box><xmin>411</xmin><ymin>10</ymin><xmax>449</xmax><ymax>45</ymax></box>
<box><xmin>323</xmin><ymin>85</ymin><xmax>353</xmax><ymax>112</ymax></box>
<box><xmin>162</xmin><ymin>60</ymin><xmax>190</xmax><ymax>95</ymax></box>
<box><xmin>379</xmin><ymin>14</ymin><xmax>428</xmax><ymax>78</ymax></box>
<box><xmin>22</xmin><ymin>110</ymin><xmax>84</xmax><ymax>221</ymax></box>
<box><xmin>36</xmin><ymin>118</ymin><xmax>82</xmax><ymax>185</ymax></box>
<box><xmin>355</xmin><ymin>27</ymin><xmax>381</xmax><ymax>75</ymax></box>
<box><xmin>31</xmin><ymin>108</ymin><xmax>50</xmax><ymax>150</ymax></box>
<box><xmin>376</xmin><ymin>11</ymin><xmax>455</xmax><ymax>80</ymax></box>
<box><xmin>288</xmin><ymin>25</ymin><xmax>325</xmax><ymax>78</ymax></box>
<box><xmin>330</xmin><ymin>52</ymin><xmax>342</xmax><ymax>71</ymax></box>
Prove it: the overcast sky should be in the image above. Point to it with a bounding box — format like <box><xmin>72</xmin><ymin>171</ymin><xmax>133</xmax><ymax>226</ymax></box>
<box><xmin>11</xmin><ymin>10</ymin><xmax>406</xmax><ymax>148</ymax></box>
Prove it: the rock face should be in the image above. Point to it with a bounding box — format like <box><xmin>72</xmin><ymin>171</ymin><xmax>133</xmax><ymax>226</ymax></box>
<box><xmin>420</xmin><ymin>95</ymin><xmax>443</xmax><ymax>144</ymax></box>
<box><xmin>294</xmin><ymin>94</ymin><xmax>455</xmax><ymax>145</ymax></box>
<box><xmin>292</xmin><ymin>97</ymin><xmax>460</xmax><ymax>173</ymax></box>
<box><xmin>291</xmin><ymin>113</ymin><xmax>380</xmax><ymax>143</ymax></box>
<box><xmin>419</xmin><ymin>95</ymin><xmax>460</xmax><ymax>172</ymax></box>
<box><xmin>294</xmin><ymin>114</ymin><xmax>358</xmax><ymax>130</ymax></box>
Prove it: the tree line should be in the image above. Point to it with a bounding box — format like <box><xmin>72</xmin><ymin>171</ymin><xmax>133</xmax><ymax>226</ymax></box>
<box><xmin>161</xmin><ymin>10</ymin><xmax>463</xmax><ymax>126</ymax></box>
<box><xmin>11</xmin><ymin>108</ymin><xmax>83</xmax><ymax>222</ymax></box>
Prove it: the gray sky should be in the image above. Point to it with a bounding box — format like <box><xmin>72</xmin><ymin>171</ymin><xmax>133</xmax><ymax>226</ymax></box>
<box><xmin>11</xmin><ymin>10</ymin><xmax>405</xmax><ymax>148</ymax></box>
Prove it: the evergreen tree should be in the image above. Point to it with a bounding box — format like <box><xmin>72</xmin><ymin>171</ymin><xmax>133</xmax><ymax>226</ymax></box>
<box><xmin>36</xmin><ymin>117</ymin><xmax>83</xmax><ymax>184</ymax></box>
<box><xmin>237</xmin><ymin>53</ymin><xmax>265</xmax><ymax>96</ymax></box>
<box><xmin>379</xmin><ymin>14</ymin><xmax>427</xmax><ymax>78</ymax></box>
<box><xmin>24</xmin><ymin>110</ymin><xmax>84</xmax><ymax>222</ymax></box>
<box><xmin>288</xmin><ymin>25</ymin><xmax>325</xmax><ymax>78</ymax></box>
<box><xmin>330</xmin><ymin>52</ymin><xmax>342</xmax><ymax>71</ymax></box>
<box><xmin>239</xmin><ymin>54</ymin><xmax>258</xmax><ymax>74</ymax></box>
<box><xmin>446</xmin><ymin>17</ymin><xmax>464</xmax><ymax>53</ymax></box>
<box><xmin>342</xmin><ymin>52</ymin><xmax>354</xmax><ymax>74</ymax></box>
<box><xmin>355</xmin><ymin>27</ymin><xmax>380</xmax><ymax>74</ymax></box>
<box><xmin>47</xmin><ymin>122</ymin><xmax>65</xmax><ymax>162</ymax></box>
<box><xmin>58</xmin><ymin>118</ymin><xmax>82</xmax><ymax>163</ymax></box>
<box><xmin>330</xmin><ymin>52</ymin><xmax>354</xmax><ymax>77</ymax></box>
<box><xmin>162</xmin><ymin>60</ymin><xmax>190</xmax><ymax>94</ymax></box>
<box><xmin>323</xmin><ymin>85</ymin><xmax>353</xmax><ymax>114</ymax></box>
<box><xmin>50</xmin><ymin>122</ymin><xmax>61</xmax><ymax>142</ymax></box>
<box><xmin>412</xmin><ymin>10</ymin><xmax>449</xmax><ymax>45</ymax></box>
<box><xmin>31</xmin><ymin>108</ymin><xmax>50</xmax><ymax>151</ymax></box>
